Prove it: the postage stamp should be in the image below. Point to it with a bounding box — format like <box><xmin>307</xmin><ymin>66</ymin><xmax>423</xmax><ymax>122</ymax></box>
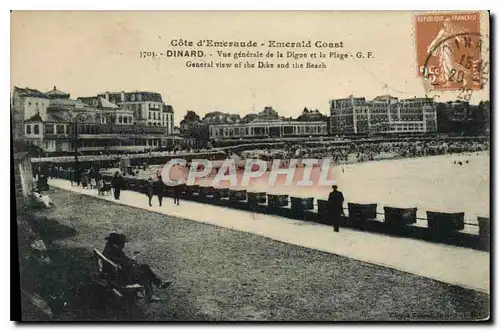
<box><xmin>415</xmin><ymin>12</ymin><xmax>486</xmax><ymax>95</ymax></box>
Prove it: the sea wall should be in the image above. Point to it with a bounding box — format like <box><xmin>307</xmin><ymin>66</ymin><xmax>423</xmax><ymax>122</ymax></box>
<box><xmin>51</xmin><ymin>170</ymin><xmax>490</xmax><ymax>252</ymax></box>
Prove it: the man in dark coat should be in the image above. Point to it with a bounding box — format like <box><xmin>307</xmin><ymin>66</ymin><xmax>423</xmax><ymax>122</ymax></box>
<box><xmin>112</xmin><ymin>172</ymin><xmax>124</xmax><ymax>200</ymax></box>
<box><xmin>173</xmin><ymin>184</ymin><xmax>182</xmax><ymax>206</ymax></box>
<box><xmin>153</xmin><ymin>176</ymin><xmax>165</xmax><ymax>207</ymax></box>
<box><xmin>328</xmin><ymin>185</ymin><xmax>345</xmax><ymax>232</ymax></box>
<box><xmin>144</xmin><ymin>178</ymin><xmax>154</xmax><ymax>206</ymax></box>
<box><xmin>102</xmin><ymin>233</ymin><xmax>171</xmax><ymax>302</ymax></box>
<box><xmin>73</xmin><ymin>168</ymin><xmax>82</xmax><ymax>187</ymax></box>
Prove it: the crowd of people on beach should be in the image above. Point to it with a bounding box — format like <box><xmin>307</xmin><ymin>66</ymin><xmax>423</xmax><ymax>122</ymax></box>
<box><xmin>34</xmin><ymin>138</ymin><xmax>489</xmax><ymax>193</ymax></box>
<box><xmin>268</xmin><ymin>139</ymin><xmax>490</xmax><ymax>165</ymax></box>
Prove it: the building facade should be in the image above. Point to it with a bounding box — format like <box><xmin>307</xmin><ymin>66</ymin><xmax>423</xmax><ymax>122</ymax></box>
<box><xmin>329</xmin><ymin>95</ymin><xmax>437</xmax><ymax>135</ymax></box>
<box><xmin>77</xmin><ymin>96</ymin><xmax>134</xmax><ymax>125</ymax></box>
<box><xmin>16</xmin><ymin>86</ymin><xmax>168</xmax><ymax>153</ymax></box>
<box><xmin>209</xmin><ymin>106</ymin><xmax>328</xmax><ymax>140</ymax></box>
<box><xmin>11</xmin><ymin>87</ymin><xmax>51</xmax><ymax>140</ymax></box>
<box><xmin>96</xmin><ymin>91</ymin><xmax>174</xmax><ymax>134</ymax></box>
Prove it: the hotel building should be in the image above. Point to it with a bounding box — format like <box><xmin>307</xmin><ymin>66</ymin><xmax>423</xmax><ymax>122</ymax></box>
<box><xmin>96</xmin><ymin>91</ymin><xmax>174</xmax><ymax>134</ymax></box>
<box><xmin>329</xmin><ymin>95</ymin><xmax>437</xmax><ymax>135</ymax></box>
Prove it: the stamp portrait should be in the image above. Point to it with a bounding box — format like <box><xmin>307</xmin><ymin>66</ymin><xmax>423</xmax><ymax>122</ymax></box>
<box><xmin>415</xmin><ymin>12</ymin><xmax>485</xmax><ymax>94</ymax></box>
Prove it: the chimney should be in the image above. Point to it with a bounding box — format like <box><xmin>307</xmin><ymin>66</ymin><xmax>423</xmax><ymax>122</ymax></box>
<box><xmin>121</xmin><ymin>91</ymin><xmax>125</xmax><ymax>103</ymax></box>
<box><xmin>105</xmin><ymin>91</ymin><xmax>110</xmax><ymax>101</ymax></box>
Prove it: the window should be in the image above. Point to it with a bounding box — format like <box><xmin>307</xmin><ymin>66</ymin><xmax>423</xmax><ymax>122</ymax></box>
<box><xmin>118</xmin><ymin>116</ymin><xmax>122</xmax><ymax>124</ymax></box>
<box><xmin>26</xmin><ymin>125</ymin><xmax>31</xmax><ymax>134</ymax></box>
<box><xmin>148</xmin><ymin>112</ymin><xmax>151</xmax><ymax>120</ymax></box>
<box><xmin>45</xmin><ymin>124</ymin><xmax>54</xmax><ymax>134</ymax></box>
<box><xmin>123</xmin><ymin>117</ymin><xmax>127</xmax><ymax>124</ymax></box>
<box><xmin>56</xmin><ymin>124</ymin><xmax>65</xmax><ymax>134</ymax></box>
<box><xmin>34</xmin><ymin>124</ymin><xmax>40</xmax><ymax>134</ymax></box>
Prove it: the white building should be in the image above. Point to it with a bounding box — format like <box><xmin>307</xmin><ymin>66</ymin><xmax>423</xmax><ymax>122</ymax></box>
<box><xmin>97</xmin><ymin>91</ymin><xmax>175</xmax><ymax>134</ymax></box>
<box><xmin>329</xmin><ymin>95</ymin><xmax>437</xmax><ymax>135</ymax></box>
<box><xmin>77</xmin><ymin>96</ymin><xmax>134</xmax><ymax>125</ymax></box>
<box><xmin>11</xmin><ymin>87</ymin><xmax>51</xmax><ymax>140</ymax></box>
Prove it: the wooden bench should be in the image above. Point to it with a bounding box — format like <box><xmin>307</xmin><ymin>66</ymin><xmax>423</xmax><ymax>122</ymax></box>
<box><xmin>93</xmin><ymin>249</ymin><xmax>144</xmax><ymax>300</ymax></box>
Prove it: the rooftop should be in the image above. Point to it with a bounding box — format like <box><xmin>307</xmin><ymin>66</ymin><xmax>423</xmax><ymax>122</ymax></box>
<box><xmin>99</xmin><ymin>97</ymin><xmax>119</xmax><ymax>109</ymax></box>
<box><xmin>45</xmin><ymin>113</ymin><xmax>68</xmax><ymax>123</ymax></box>
<box><xmin>374</xmin><ymin>95</ymin><xmax>398</xmax><ymax>101</ymax></box>
<box><xmin>45</xmin><ymin>86</ymin><xmax>70</xmax><ymax>99</ymax></box>
<box><xmin>203</xmin><ymin>111</ymin><xmax>241</xmax><ymax>124</ymax></box>
<box><xmin>48</xmin><ymin>98</ymin><xmax>94</xmax><ymax>111</ymax></box>
<box><xmin>13</xmin><ymin>86</ymin><xmax>49</xmax><ymax>99</ymax></box>
<box><xmin>98</xmin><ymin>91</ymin><xmax>164</xmax><ymax>103</ymax></box>
<box><xmin>25</xmin><ymin>113</ymin><xmax>44</xmax><ymax>123</ymax></box>
<box><xmin>163</xmin><ymin>104</ymin><xmax>174</xmax><ymax>113</ymax></box>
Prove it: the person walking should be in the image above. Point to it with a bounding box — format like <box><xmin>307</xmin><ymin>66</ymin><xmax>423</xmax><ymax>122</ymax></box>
<box><xmin>81</xmin><ymin>171</ymin><xmax>89</xmax><ymax>189</ymax></box>
<box><xmin>73</xmin><ymin>168</ymin><xmax>82</xmax><ymax>187</ymax></box>
<box><xmin>89</xmin><ymin>168</ymin><xmax>97</xmax><ymax>189</ymax></box>
<box><xmin>153</xmin><ymin>176</ymin><xmax>165</xmax><ymax>207</ymax></box>
<box><xmin>328</xmin><ymin>185</ymin><xmax>345</xmax><ymax>232</ymax></box>
<box><xmin>145</xmin><ymin>178</ymin><xmax>154</xmax><ymax>207</ymax></box>
<box><xmin>112</xmin><ymin>171</ymin><xmax>124</xmax><ymax>200</ymax></box>
<box><xmin>173</xmin><ymin>184</ymin><xmax>182</xmax><ymax>206</ymax></box>
<box><xmin>96</xmin><ymin>173</ymin><xmax>104</xmax><ymax>196</ymax></box>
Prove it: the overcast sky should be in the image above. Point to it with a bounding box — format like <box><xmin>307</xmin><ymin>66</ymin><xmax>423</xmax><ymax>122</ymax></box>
<box><xmin>11</xmin><ymin>11</ymin><xmax>489</xmax><ymax>125</ymax></box>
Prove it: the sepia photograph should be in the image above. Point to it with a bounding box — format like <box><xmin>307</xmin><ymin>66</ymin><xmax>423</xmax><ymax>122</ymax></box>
<box><xmin>10</xmin><ymin>10</ymin><xmax>490</xmax><ymax>321</ymax></box>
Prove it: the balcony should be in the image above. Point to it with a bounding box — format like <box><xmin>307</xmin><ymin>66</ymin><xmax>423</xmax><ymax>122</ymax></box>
<box><xmin>44</xmin><ymin>133</ymin><xmax>70</xmax><ymax>139</ymax></box>
<box><xmin>72</xmin><ymin>123</ymin><xmax>166</xmax><ymax>135</ymax></box>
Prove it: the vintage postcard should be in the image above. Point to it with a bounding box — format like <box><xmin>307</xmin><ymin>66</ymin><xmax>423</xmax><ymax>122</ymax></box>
<box><xmin>11</xmin><ymin>11</ymin><xmax>490</xmax><ymax>321</ymax></box>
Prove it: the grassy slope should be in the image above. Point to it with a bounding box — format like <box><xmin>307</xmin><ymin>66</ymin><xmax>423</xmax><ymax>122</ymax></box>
<box><xmin>21</xmin><ymin>187</ymin><xmax>489</xmax><ymax>321</ymax></box>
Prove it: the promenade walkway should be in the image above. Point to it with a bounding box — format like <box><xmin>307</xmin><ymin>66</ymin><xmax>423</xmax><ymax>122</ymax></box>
<box><xmin>48</xmin><ymin>178</ymin><xmax>490</xmax><ymax>294</ymax></box>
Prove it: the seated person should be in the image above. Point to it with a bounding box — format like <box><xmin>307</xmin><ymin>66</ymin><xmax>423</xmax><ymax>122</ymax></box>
<box><xmin>37</xmin><ymin>175</ymin><xmax>49</xmax><ymax>191</ymax></box>
<box><xmin>102</xmin><ymin>233</ymin><xmax>171</xmax><ymax>302</ymax></box>
<box><xmin>29</xmin><ymin>189</ymin><xmax>54</xmax><ymax>208</ymax></box>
